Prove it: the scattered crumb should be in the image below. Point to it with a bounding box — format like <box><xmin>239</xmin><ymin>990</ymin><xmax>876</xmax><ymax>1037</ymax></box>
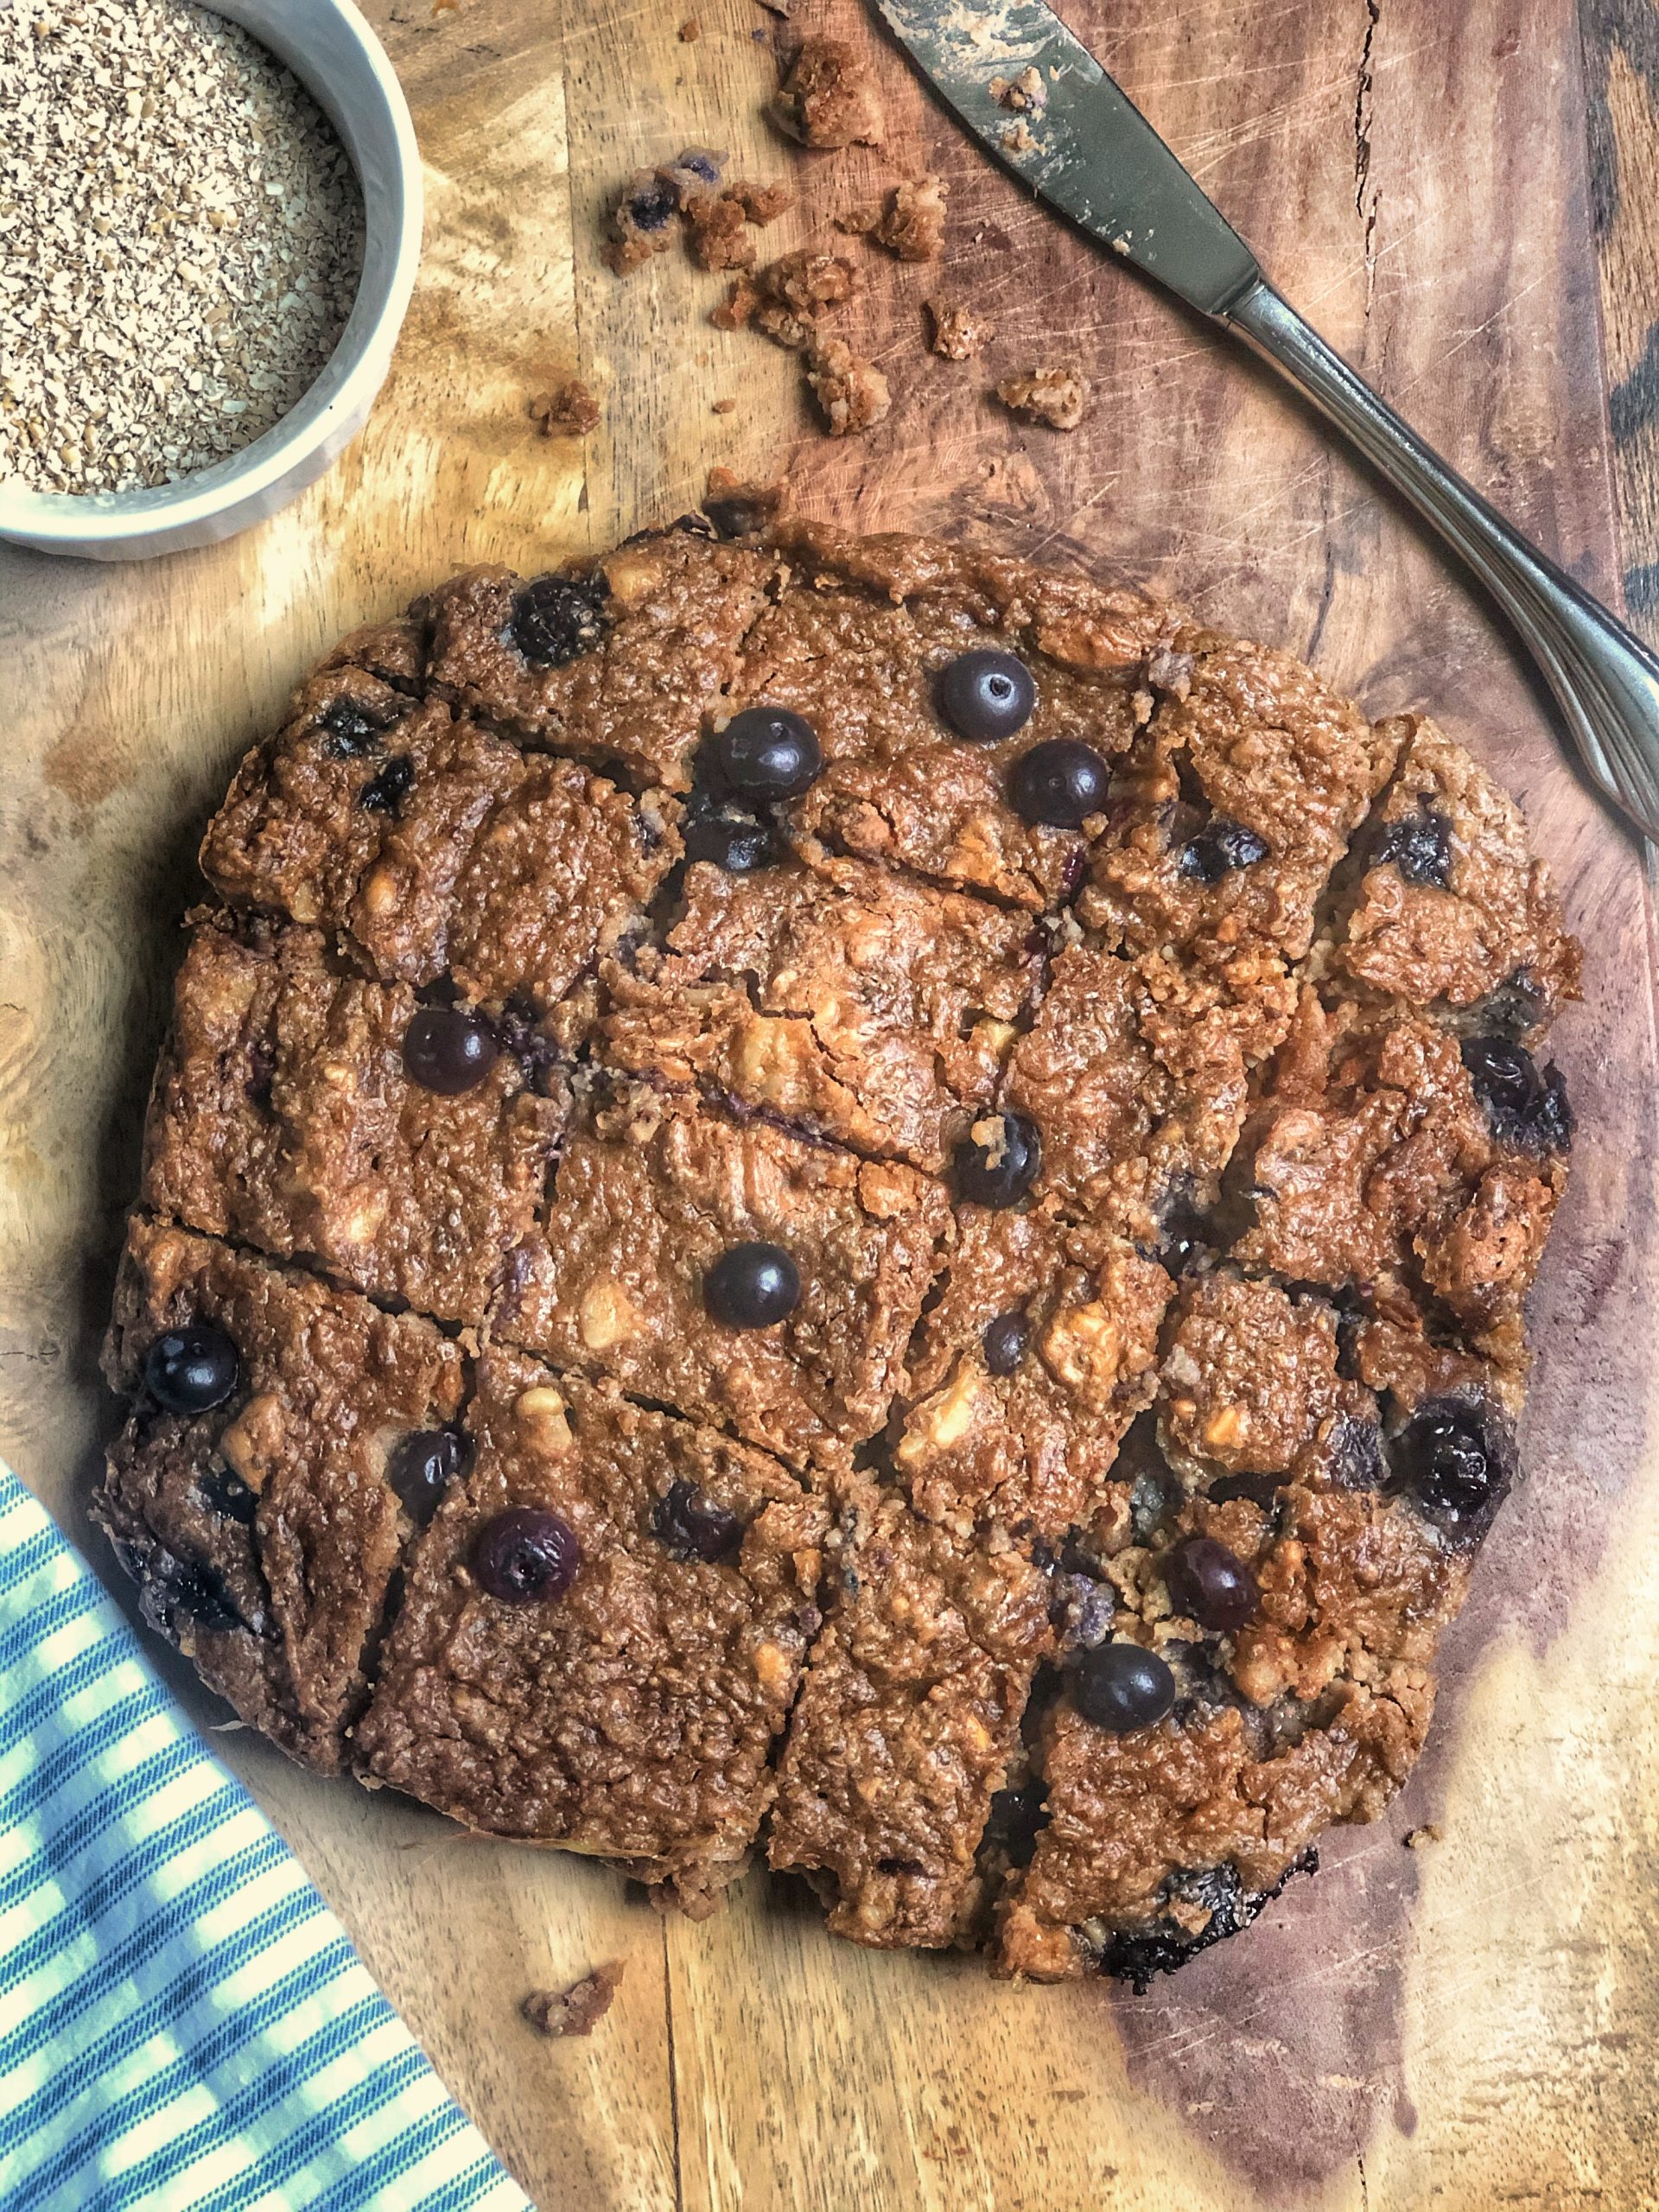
<box><xmin>711</xmin><ymin>276</ymin><xmax>761</xmax><ymax>330</ymax></box>
<box><xmin>528</xmin><ymin>376</ymin><xmax>601</xmax><ymax>438</ymax></box>
<box><xmin>686</xmin><ymin>195</ymin><xmax>757</xmax><ymax>271</ymax></box>
<box><xmin>771</xmin><ymin>35</ymin><xmax>886</xmax><ymax>148</ymax></box>
<box><xmin>996</xmin><ymin>363</ymin><xmax>1089</xmax><ymax>430</ymax></box>
<box><xmin>603</xmin><ymin>168</ymin><xmax>680</xmax><ymax>275</ymax></box>
<box><xmin>766</xmin><ymin>248</ymin><xmax>857</xmax><ymax>315</ymax></box>
<box><xmin>833</xmin><ymin>202</ymin><xmax>884</xmax><ymax>236</ymax></box>
<box><xmin>927</xmin><ymin>299</ymin><xmax>995</xmax><ymax>359</ymax></box>
<box><xmin>521</xmin><ymin>1961</ymin><xmax>626</xmax><ymax>2039</ymax></box>
<box><xmin>990</xmin><ymin>65</ymin><xmax>1048</xmax><ymax>113</ymax></box>
<box><xmin>711</xmin><ymin>397</ymin><xmax>738</xmax><ymax>414</ymax></box>
<box><xmin>1403</xmin><ymin>1824</ymin><xmax>1444</xmax><ymax>1850</ymax></box>
<box><xmin>657</xmin><ymin>147</ymin><xmax>728</xmax><ymax>211</ymax></box>
<box><xmin>753</xmin><ymin>300</ymin><xmax>817</xmax><ymax>350</ymax></box>
<box><xmin>1146</xmin><ymin>646</ymin><xmax>1196</xmax><ymax>699</ymax></box>
<box><xmin>873</xmin><ymin>173</ymin><xmax>948</xmax><ymax>261</ymax></box>
<box><xmin>805</xmin><ymin>337</ymin><xmax>890</xmax><ymax>435</ymax></box>
<box><xmin>1001</xmin><ymin>119</ymin><xmax>1038</xmax><ymax>156</ymax></box>
<box><xmin>704</xmin><ymin>465</ymin><xmax>789</xmax><ymax>536</ymax></box>
<box><xmin>727</xmin><ymin>176</ymin><xmax>796</xmax><ymax>226</ymax></box>
<box><xmin>678</xmin><ymin>16</ymin><xmax>700</xmax><ymax>38</ymax></box>
<box><xmin>389</xmin><ymin>0</ymin><xmax>477</xmax><ymax>22</ymax></box>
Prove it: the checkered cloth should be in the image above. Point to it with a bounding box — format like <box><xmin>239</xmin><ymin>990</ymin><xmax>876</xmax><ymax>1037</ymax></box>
<box><xmin>0</xmin><ymin>1464</ymin><xmax>532</xmax><ymax>2212</ymax></box>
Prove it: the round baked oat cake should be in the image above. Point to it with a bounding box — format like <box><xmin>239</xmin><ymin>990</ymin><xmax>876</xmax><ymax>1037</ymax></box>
<box><xmin>99</xmin><ymin>514</ymin><xmax>1582</xmax><ymax>1982</ymax></box>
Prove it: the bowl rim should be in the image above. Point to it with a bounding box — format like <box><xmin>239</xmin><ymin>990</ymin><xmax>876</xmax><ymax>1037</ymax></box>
<box><xmin>0</xmin><ymin>0</ymin><xmax>422</xmax><ymax>551</ymax></box>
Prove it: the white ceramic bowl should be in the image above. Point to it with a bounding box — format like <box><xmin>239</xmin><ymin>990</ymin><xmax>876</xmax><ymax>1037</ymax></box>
<box><xmin>0</xmin><ymin>0</ymin><xmax>422</xmax><ymax>561</ymax></box>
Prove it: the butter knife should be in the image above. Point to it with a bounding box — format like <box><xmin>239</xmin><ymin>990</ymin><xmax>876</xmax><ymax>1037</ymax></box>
<box><xmin>878</xmin><ymin>0</ymin><xmax>1659</xmax><ymax>844</ymax></box>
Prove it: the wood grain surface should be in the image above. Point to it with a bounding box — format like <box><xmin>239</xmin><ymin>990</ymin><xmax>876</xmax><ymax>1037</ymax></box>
<box><xmin>3</xmin><ymin>3</ymin><xmax>1658</xmax><ymax>2207</ymax></box>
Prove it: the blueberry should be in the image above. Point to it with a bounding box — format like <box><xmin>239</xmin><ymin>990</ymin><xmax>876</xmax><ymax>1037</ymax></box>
<box><xmin>982</xmin><ymin>1307</ymin><xmax>1031</xmax><ymax>1376</ymax></box>
<box><xmin>954</xmin><ymin>1113</ymin><xmax>1041</xmax><ymax>1208</ymax></box>
<box><xmin>704</xmin><ymin>1242</ymin><xmax>801</xmax><ymax>1328</ymax></box>
<box><xmin>472</xmin><ymin>1508</ymin><xmax>582</xmax><ymax>1603</ymax></box>
<box><xmin>1156</xmin><ymin>1189</ymin><xmax>1211</xmax><ymax>1274</ymax></box>
<box><xmin>320</xmin><ymin>698</ymin><xmax>387</xmax><ymax>755</ymax></box>
<box><xmin>937</xmin><ymin>650</ymin><xmax>1036</xmax><ymax>742</ymax></box>
<box><xmin>196</xmin><ymin>1465</ymin><xmax>258</xmax><ymax>1525</ymax></box>
<box><xmin>132</xmin><ymin>1546</ymin><xmax>247</xmax><ymax>1642</ymax></box>
<box><xmin>709</xmin><ymin>708</ymin><xmax>823</xmax><ymax>801</ymax></box>
<box><xmin>1377</xmin><ymin>806</ymin><xmax>1453</xmax><ymax>888</ymax></box>
<box><xmin>359</xmin><ymin>753</ymin><xmax>414</xmax><ymax>814</ymax></box>
<box><xmin>1071</xmin><ymin>1640</ymin><xmax>1176</xmax><ymax>1732</ymax></box>
<box><xmin>509</xmin><ymin>575</ymin><xmax>608</xmax><ymax>668</ymax></box>
<box><xmin>387</xmin><ymin>1429</ymin><xmax>469</xmax><ymax>1527</ymax></box>
<box><xmin>1179</xmin><ymin>817</ymin><xmax>1270</xmax><ymax>883</ymax></box>
<box><xmin>403</xmin><ymin>1005</ymin><xmax>498</xmax><ymax>1095</ymax></box>
<box><xmin>1163</xmin><ymin>1536</ymin><xmax>1258</xmax><ymax>1631</ymax></box>
<box><xmin>652</xmin><ymin>1478</ymin><xmax>745</xmax><ymax>1562</ymax></box>
<box><xmin>626</xmin><ymin>178</ymin><xmax>678</xmax><ymax>232</ymax></box>
<box><xmin>1395</xmin><ymin>1395</ymin><xmax>1516</xmax><ymax>1539</ymax></box>
<box><xmin>1468</xmin><ymin>967</ymin><xmax>1548</xmax><ymax>1040</ymax></box>
<box><xmin>1460</xmin><ymin>1035</ymin><xmax>1573</xmax><ymax>1154</ymax></box>
<box><xmin>683</xmin><ymin>807</ymin><xmax>777</xmax><ymax>873</ymax></box>
<box><xmin>982</xmin><ymin>1774</ymin><xmax>1048</xmax><ymax>1866</ymax></box>
<box><xmin>143</xmin><ymin>1322</ymin><xmax>239</xmax><ymax>1414</ymax></box>
<box><xmin>1093</xmin><ymin>1853</ymin><xmax>1317</xmax><ymax>1992</ymax></box>
<box><xmin>1007</xmin><ymin>739</ymin><xmax>1111</xmax><ymax>828</ymax></box>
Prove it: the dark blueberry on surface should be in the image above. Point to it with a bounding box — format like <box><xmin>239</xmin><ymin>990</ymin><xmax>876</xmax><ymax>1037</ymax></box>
<box><xmin>709</xmin><ymin>708</ymin><xmax>823</xmax><ymax>801</ymax></box>
<box><xmin>509</xmin><ymin>574</ymin><xmax>608</xmax><ymax>667</ymax></box>
<box><xmin>626</xmin><ymin>178</ymin><xmax>678</xmax><ymax>232</ymax></box>
<box><xmin>492</xmin><ymin>1000</ymin><xmax>565</xmax><ymax>1096</ymax></box>
<box><xmin>1206</xmin><ymin>1470</ymin><xmax>1288</xmax><ymax>1513</ymax></box>
<box><xmin>359</xmin><ymin>753</ymin><xmax>415</xmax><ymax>814</ymax></box>
<box><xmin>196</xmin><ymin>1465</ymin><xmax>258</xmax><ymax>1526</ymax></box>
<box><xmin>1179</xmin><ymin>817</ymin><xmax>1271</xmax><ymax>883</ymax></box>
<box><xmin>1071</xmin><ymin>1640</ymin><xmax>1176</xmax><ymax>1732</ymax></box>
<box><xmin>1395</xmin><ymin>1395</ymin><xmax>1516</xmax><ymax>1537</ymax></box>
<box><xmin>704</xmin><ymin>1241</ymin><xmax>801</xmax><ymax>1328</ymax></box>
<box><xmin>1468</xmin><ymin>966</ymin><xmax>1548</xmax><ymax>1040</ymax></box>
<box><xmin>683</xmin><ymin>808</ymin><xmax>777</xmax><ymax>873</ymax></box>
<box><xmin>1094</xmin><ymin>1852</ymin><xmax>1317</xmax><ymax>1992</ymax></box>
<box><xmin>982</xmin><ymin>1307</ymin><xmax>1031</xmax><ymax>1376</ymax></box>
<box><xmin>954</xmin><ymin>1113</ymin><xmax>1041</xmax><ymax>1209</ymax></box>
<box><xmin>1459</xmin><ymin>1034</ymin><xmax>1573</xmax><ymax>1154</ymax></box>
<box><xmin>1376</xmin><ymin>805</ymin><xmax>1454</xmax><ymax>888</ymax></box>
<box><xmin>143</xmin><ymin>1322</ymin><xmax>239</xmax><ymax>1414</ymax></box>
<box><xmin>1163</xmin><ymin>1535</ymin><xmax>1259</xmax><ymax>1631</ymax></box>
<box><xmin>982</xmin><ymin>1774</ymin><xmax>1048</xmax><ymax>1866</ymax></box>
<box><xmin>130</xmin><ymin>1546</ymin><xmax>247</xmax><ymax>1643</ymax></box>
<box><xmin>388</xmin><ymin>1429</ymin><xmax>469</xmax><ymax>1528</ymax></box>
<box><xmin>472</xmin><ymin>1508</ymin><xmax>582</xmax><ymax>1604</ymax></box>
<box><xmin>937</xmin><ymin>649</ymin><xmax>1036</xmax><ymax>743</ymax></box>
<box><xmin>320</xmin><ymin>699</ymin><xmax>385</xmax><ymax>755</ymax></box>
<box><xmin>1007</xmin><ymin>739</ymin><xmax>1111</xmax><ymax>828</ymax></box>
<box><xmin>1156</xmin><ymin>1189</ymin><xmax>1211</xmax><ymax>1274</ymax></box>
<box><xmin>403</xmin><ymin>1005</ymin><xmax>498</xmax><ymax>1095</ymax></box>
<box><xmin>652</xmin><ymin>1478</ymin><xmax>745</xmax><ymax>1563</ymax></box>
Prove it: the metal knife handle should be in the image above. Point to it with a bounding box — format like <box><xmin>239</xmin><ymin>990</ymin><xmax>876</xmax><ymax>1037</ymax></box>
<box><xmin>1226</xmin><ymin>276</ymin><xmax>1659</xmax><ymax>843</ymax></box>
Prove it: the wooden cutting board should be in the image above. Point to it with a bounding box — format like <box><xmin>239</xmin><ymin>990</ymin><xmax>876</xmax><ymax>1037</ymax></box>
<box><xmin>3</xmin><ymin>3</ymin><xmax>1656</xmax><ymax>2205</ymax></box>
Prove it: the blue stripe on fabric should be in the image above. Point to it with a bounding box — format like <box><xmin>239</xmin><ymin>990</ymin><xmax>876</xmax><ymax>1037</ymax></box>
<box><xmin>0</xmin><ymin>1631</ymin><xmax>136</xmax><ymax>1758</ymax></box>
<box><xmin>0</xmin><ymin>1573</ymin><xmax>109</xmax><ymax>1672</ymax></box>
<box><xmin>0</xmin><ymin>1523</ymin><xmax>61</xmax><ymax>1599</ymax></box>
<box><xmin>317</xmin><ymin>2107</ymin><xmax>482</xmax><ymax>2212</ymax></box>
<box><xmin>0</xmin><ymin>1738</ymin><xmax>207</xmax><ymax>1911</ymax></box>
<box><xmin>411</xmin><ymin>2149</ymin><xmax>521</xmax><ymax>2212</ymax></box>
<box><xmin>0</xmin><ymin>1833</ymin><xmax>293</xmax><ymax>2058</ymax></box>
<box><xmin>0</xmin><ymin>1684</ymin><xmax>171</xmax><ymax>1832</ymax></box>
<box><xmin>7</xmin><ymin>1919</ymin><xmax>359</xmax><ymax>2154</ymax></box>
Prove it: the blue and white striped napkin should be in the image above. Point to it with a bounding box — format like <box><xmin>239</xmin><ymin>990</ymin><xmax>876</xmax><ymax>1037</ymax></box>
<box><xmin>0</xmin><ymin>1463</ymin><xmax>533</xmax><ymax>2212</ymax></box>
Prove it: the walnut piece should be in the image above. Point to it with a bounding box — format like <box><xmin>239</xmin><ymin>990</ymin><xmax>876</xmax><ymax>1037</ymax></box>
<box><xmin>772</xmin><ymin>35</ymin><xmax>886</xmax><ymax>148</ymax></box>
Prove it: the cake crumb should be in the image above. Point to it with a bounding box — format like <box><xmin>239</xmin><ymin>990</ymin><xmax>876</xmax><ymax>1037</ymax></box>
<box><xmin>990</xmin><ymin>66</ymin><xmax>1048</xmax><ymax>113</ymax></box>
<box><xmin>834</xmin><ymin>202</ymin><xmax>885</xmax><ymax>236</ymax></box>
<box><xmin>1402</xmin><ymin>1823</ymin><xmax>1443</xmax><ymax>1850</ymax></box>
<box><xmin>522</xmin><ymin>1961</ymin><xmax>626</xmax><ymax>2038</ymax></box>
<box><xmin>805</xmin><ymin>338</ymin><xmax>890</xmax><ymax>435</ymax></box>
<box><xmin>657</xmin><ymin>147</ymin><xmax>728</xmax><ymax>211</ymax></box>
<box><xmin>686</xmin><ymin>195</ymin><xmax>757</xmax><ymax>271</ymax></box>
<box><xmin>874</xmin><ymin>174</ymin><xmax>948</xmax><ymax>262</ymax></box>
<box><xmin>678</xmin><ymin>16</ymin><xmax>700</xmax><ymax>38</ymax></box>
<box><xmin>604</xmin><ymin>168</ymin><xmax>681</xmax><ymax>275</ymax></box>
<box><xmin>1001</xmin><ymin>119</ymin><xmax>1038</xmax><ymax>156</ymax></box>
<box><xmin>704</xmin><ymin>466</ymin><xmax>790</xmax><ymax>537</ymax></box>
<box><xmin>727</xmin><ymin>176</ymin><xmax>797</xmax><ymax>226</ymax></box>
<box><xmin>772</xmin><ymin>35</ymin><xmax>886</xmax><ymax>147</ymax></box>
<box><xmin>529</xmin><ymin>377</ymin><xmax>601</xmax><ymax>438</ymax></box>
<box><xmin>766</xmin><ymin>249</ymin><xmax>857</xmax><ymax>315</ymax></box>
<box><xmin>927</xmin><ymin>300</ymin><xmax>995</xmax><ymax>360</ymax></box>
<box><xmin>996</xmin><ymin>364</ymin><xmax>1089</xmax><ymax>431</ymax></box>
<box><xmin>711</xmin><ymin>276</ymin><xmax>762</xmax><ymax>330</ymax></box>
<box><xmin>711</xmin><ymin>397</ymin><xmax>738</xmax><ymax>415</ymax></box>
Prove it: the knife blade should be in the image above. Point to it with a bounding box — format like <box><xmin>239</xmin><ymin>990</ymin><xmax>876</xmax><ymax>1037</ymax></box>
<box><xmin>876</xmin><ymin>0</ymin><xmax>1260</xmax><ymax>317</ymax></box>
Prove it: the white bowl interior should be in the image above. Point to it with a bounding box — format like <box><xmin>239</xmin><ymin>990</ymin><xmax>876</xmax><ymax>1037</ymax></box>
<box><xmin>0</xmin><ymin>0</ymin><xmax>421</xmax><ymax>556</ymax></box>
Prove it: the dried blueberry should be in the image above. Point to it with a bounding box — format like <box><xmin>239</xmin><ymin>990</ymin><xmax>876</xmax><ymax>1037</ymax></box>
<box><xmin>652</xmin><ymin>1478</ymin><xmax>745</xmax><ymax>1563</ymax></box>
<box><xmin>403</xmin><ymin>1005</ymin><xmax>498</xmax><ymax>1095</ymax></box>
<box><xmin>705</xmin><ymin>1242</ymin><xmax>801</xmax><ymax>1328</ymax></box>
<box><xmin>143</xmin><ymin>1323</ymin><xmax>239</xmax><ymax>1414</ymax></box>
<box><xmin>982</xmin><ymin>1774</ymin><xmax>1048</xmax><ymax>1866</ymax></box>
<box><xmin>1007</xmin><ymin>739</ymin><xmax>1111</xmax><ymax>828</ymax></box>
<box><xmin>954</xmin><ymin>1113</ymin><xmax>1041</xmax><ymax>1209</ymax></box>
<box><xmin>1163</xmin><ymin>1536</ymin><xmax>1258</xmax><ymax>1631</ymax></box>
<box><xmin>137</xmin><ymin>1548</ymin><xmax>247</xmax><ymax>1642</ymax></box>
<box><xmin>320</xmin><ymin>698</ymin><xmax>386</xmax><ymax>755</ymax></box>
<box><xmin>388</xmin><ymin>1429</ymin><xmax>469</xmax><ymax>1527</ymax></box>
<box><xmin>683</xmin><ymin>806</ymin><xmax>777</xmax><ymax>873</ymax></box>
<box><xmin>195</xmin><ymin>1465</ymin><xmax>258</xmax><ymax>1526</ymax></box>
<box><xmin>509</xmin><ymin>575</ymin><xmax>608</xmax><ymax>668</ymax></box>
<box><xmin>937</xmin><ymin>649</ymin><xmax>1036</xmax><ymax>742</ymax></box>
<box><xmin>1179</xmin><ymin>817</ymin><xmax>1270</xmax><ymax>883</ymax></box>
<box><xmin>473</xmin><ymin>1508</ymin><xmax>582</xmax><ymax>1603</ymax></box>
<box><xmin>359</xmin><ymin>753</ymin><xmax>414</xmax><ymax>814</ymax></box>
<box><xmin>982</xmin><ymin>1308</ymin><xmax>1031</xmax><ymax>1376</ymax></box>
<box><xmin>1156</xmin><ymin>1188</ymin><xmax>1211</xmax><ymax>1274</ymax></box>
<box><xmin>1377</xmin><ymin>805</ymin><xmax>1454</xmax><ymax>888</ymax></box>
<box><xmin>1395</xmin><ymin>1395</ymin><xmax>1516</xmax><ymax>1539</ymax></box>
<box><xmin>1071</xmin><ymin>1640</ymin><xmax>1176</xmax><ymax>1732</ymax></box>
<box><xmin>626</xmin><ymin>177</ymin><xmax>678</xmax><ymax>232</ymax></box>
<box><xmin>1459</xmin><ymin>1034</ymin><xmax>1573</xmax><ymax>1153</ymax></box>
<box><xmin>1094</xmin><ymin>1852</ymin><xmax>1317</xmax><ymax>1991</ymax></box>
<box><xmin>1468</xmin><ymin>967</ymin><xmax>1548</xmax><ymax>1040</ymax></box>
<box><xmin>709</xmin><ymin>708</ymin><xmax>823</xmax><ymax>801</ymax></box>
